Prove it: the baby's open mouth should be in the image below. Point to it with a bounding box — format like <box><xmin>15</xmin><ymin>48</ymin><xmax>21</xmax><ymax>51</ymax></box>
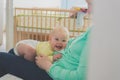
<box><xmin>55</xmin><ymin>45</ymin><xmax>63</xmax><ymax>50</ymax></box>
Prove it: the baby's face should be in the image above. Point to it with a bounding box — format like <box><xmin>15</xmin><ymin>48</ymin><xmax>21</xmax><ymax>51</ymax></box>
<box><xmin>49</xmin><ymin>33</ymin><xmax>68</xmax><ymax>51</ymax></box>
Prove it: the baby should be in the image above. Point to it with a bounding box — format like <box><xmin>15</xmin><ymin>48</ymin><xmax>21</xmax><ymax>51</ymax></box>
<box><xmin>14</xmin><ymin>26</ymin><xmax>69</xmax><ymax>62</ymax></box>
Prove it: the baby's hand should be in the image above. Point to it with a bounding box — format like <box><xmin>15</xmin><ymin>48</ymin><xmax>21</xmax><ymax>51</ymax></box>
<box><xmin>53</xmin><ymin>53</ymin><xmax>62</xmax><ymax>61</ymax></box>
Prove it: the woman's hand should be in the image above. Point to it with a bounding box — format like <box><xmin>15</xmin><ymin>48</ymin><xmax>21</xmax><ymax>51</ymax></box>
<box><xmin>53</xmin><ymin>53</ymin><xmax>62</xmax><ymax>61</ymax></box>
<box><xmin>35</xmin><ymin>55</ymin><xmax>52</xmax><ymax>72</ymax></box>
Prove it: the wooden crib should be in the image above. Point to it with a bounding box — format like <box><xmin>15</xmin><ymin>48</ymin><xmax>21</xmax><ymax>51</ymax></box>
<box><xmin>14</xmin><ymin>8</ymin><xmax>90</xmax><ymax>45</ymax></box>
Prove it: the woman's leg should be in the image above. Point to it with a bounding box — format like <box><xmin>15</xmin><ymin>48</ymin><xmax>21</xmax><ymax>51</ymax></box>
<box><xmin>0</xmin><ymin>52</ymin><xmax>53</xmax><ymax>80</ymax></box>
<box><xmin>0</xmin><ymin>64</ymin><xmax>7</xmax><ymax>77</ymax></box>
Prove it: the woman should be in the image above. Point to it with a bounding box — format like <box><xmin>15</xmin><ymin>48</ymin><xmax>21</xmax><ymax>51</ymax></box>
<box><xmin>0</xmin><ymin>26</ymin><xmax>91</xmax><ymax>80</ymax></box>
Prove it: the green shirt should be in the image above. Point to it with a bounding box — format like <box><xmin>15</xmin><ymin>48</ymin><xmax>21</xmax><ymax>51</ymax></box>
<box><xmin>48</xmin><ymin>28</ymin><xmax>91</xmax><ymax>80</ymax></box>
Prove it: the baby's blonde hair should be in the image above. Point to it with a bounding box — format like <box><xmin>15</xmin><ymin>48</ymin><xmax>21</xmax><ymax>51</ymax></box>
<box><xmin>50</xmin><ymin>26</ymin><xmax>69</xmax><ymax>40</ymax></box>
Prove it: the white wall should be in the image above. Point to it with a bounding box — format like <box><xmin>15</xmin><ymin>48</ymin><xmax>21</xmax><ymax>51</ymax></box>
<box><xmin>87</xmin><ymin>0</ymin><xmax>120</xmax><ymax>80</ymax></box>
<box><xmin>61</xmin><ymin>0</ymin><xmax>88</xmax><ymax>9</ymax></box>
<box><xmin>0</xmin><ymin>0</ymin><xmax>4</xmax><ymax>45</ymax></box>
<box><xmin>13</xmin><ymin>0</ymin><xmax>60</xmax><ymax>8</ymax></box>
<box><xmin>67</xmin><ymin>0</ymin><xmax>88</xmax><ymax>8</ymax></box>
<box><xmin>13</xmin><ymin>0</ymin><xmax>87</xmax><ymax>9</ymax></box>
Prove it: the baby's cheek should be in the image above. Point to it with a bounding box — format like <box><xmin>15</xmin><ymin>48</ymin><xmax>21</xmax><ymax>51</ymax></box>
<box><xmin>64</xmin><ymin>43</ymin><xmax>67</xmax><ymax>46</ymax></box>
<box><xmin>63</xmin><ymin>44</ymin><xmax>67</xmax><ymax>48</ymax></box>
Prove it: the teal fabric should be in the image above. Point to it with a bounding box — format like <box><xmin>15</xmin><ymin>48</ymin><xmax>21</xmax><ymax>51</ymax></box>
<box><xmin>48</xmin><ymin>28</ymin><xmax>91</xmax><ymax>80</ymax></box>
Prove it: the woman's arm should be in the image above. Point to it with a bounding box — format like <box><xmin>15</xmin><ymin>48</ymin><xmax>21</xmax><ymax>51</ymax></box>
<box><xmin>35</xmin><ymin>49</ymin><xmax>88</xmax><ymax>80</ymax></box>
<box><xmin>48</xmin><ymin>40</ymin><xmax>89</xmax><ymax>80</ymax></box>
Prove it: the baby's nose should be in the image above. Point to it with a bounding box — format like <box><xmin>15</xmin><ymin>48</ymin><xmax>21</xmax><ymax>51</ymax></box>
<box><xmin>57</xmin><ymin>41</ymin><xmax>62</xmax><ymax>44</ymax></box>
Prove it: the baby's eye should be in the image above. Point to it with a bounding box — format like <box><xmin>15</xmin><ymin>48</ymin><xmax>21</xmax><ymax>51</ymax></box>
<box><xmin>62</xmin><ymin>40</ymin><xmax>66</xmax><ymax>42</ymax></box>
<box><xmin>55</xmin><ymin>38</ymin><xmax>59</xmax><ymax>41</ymax></box>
